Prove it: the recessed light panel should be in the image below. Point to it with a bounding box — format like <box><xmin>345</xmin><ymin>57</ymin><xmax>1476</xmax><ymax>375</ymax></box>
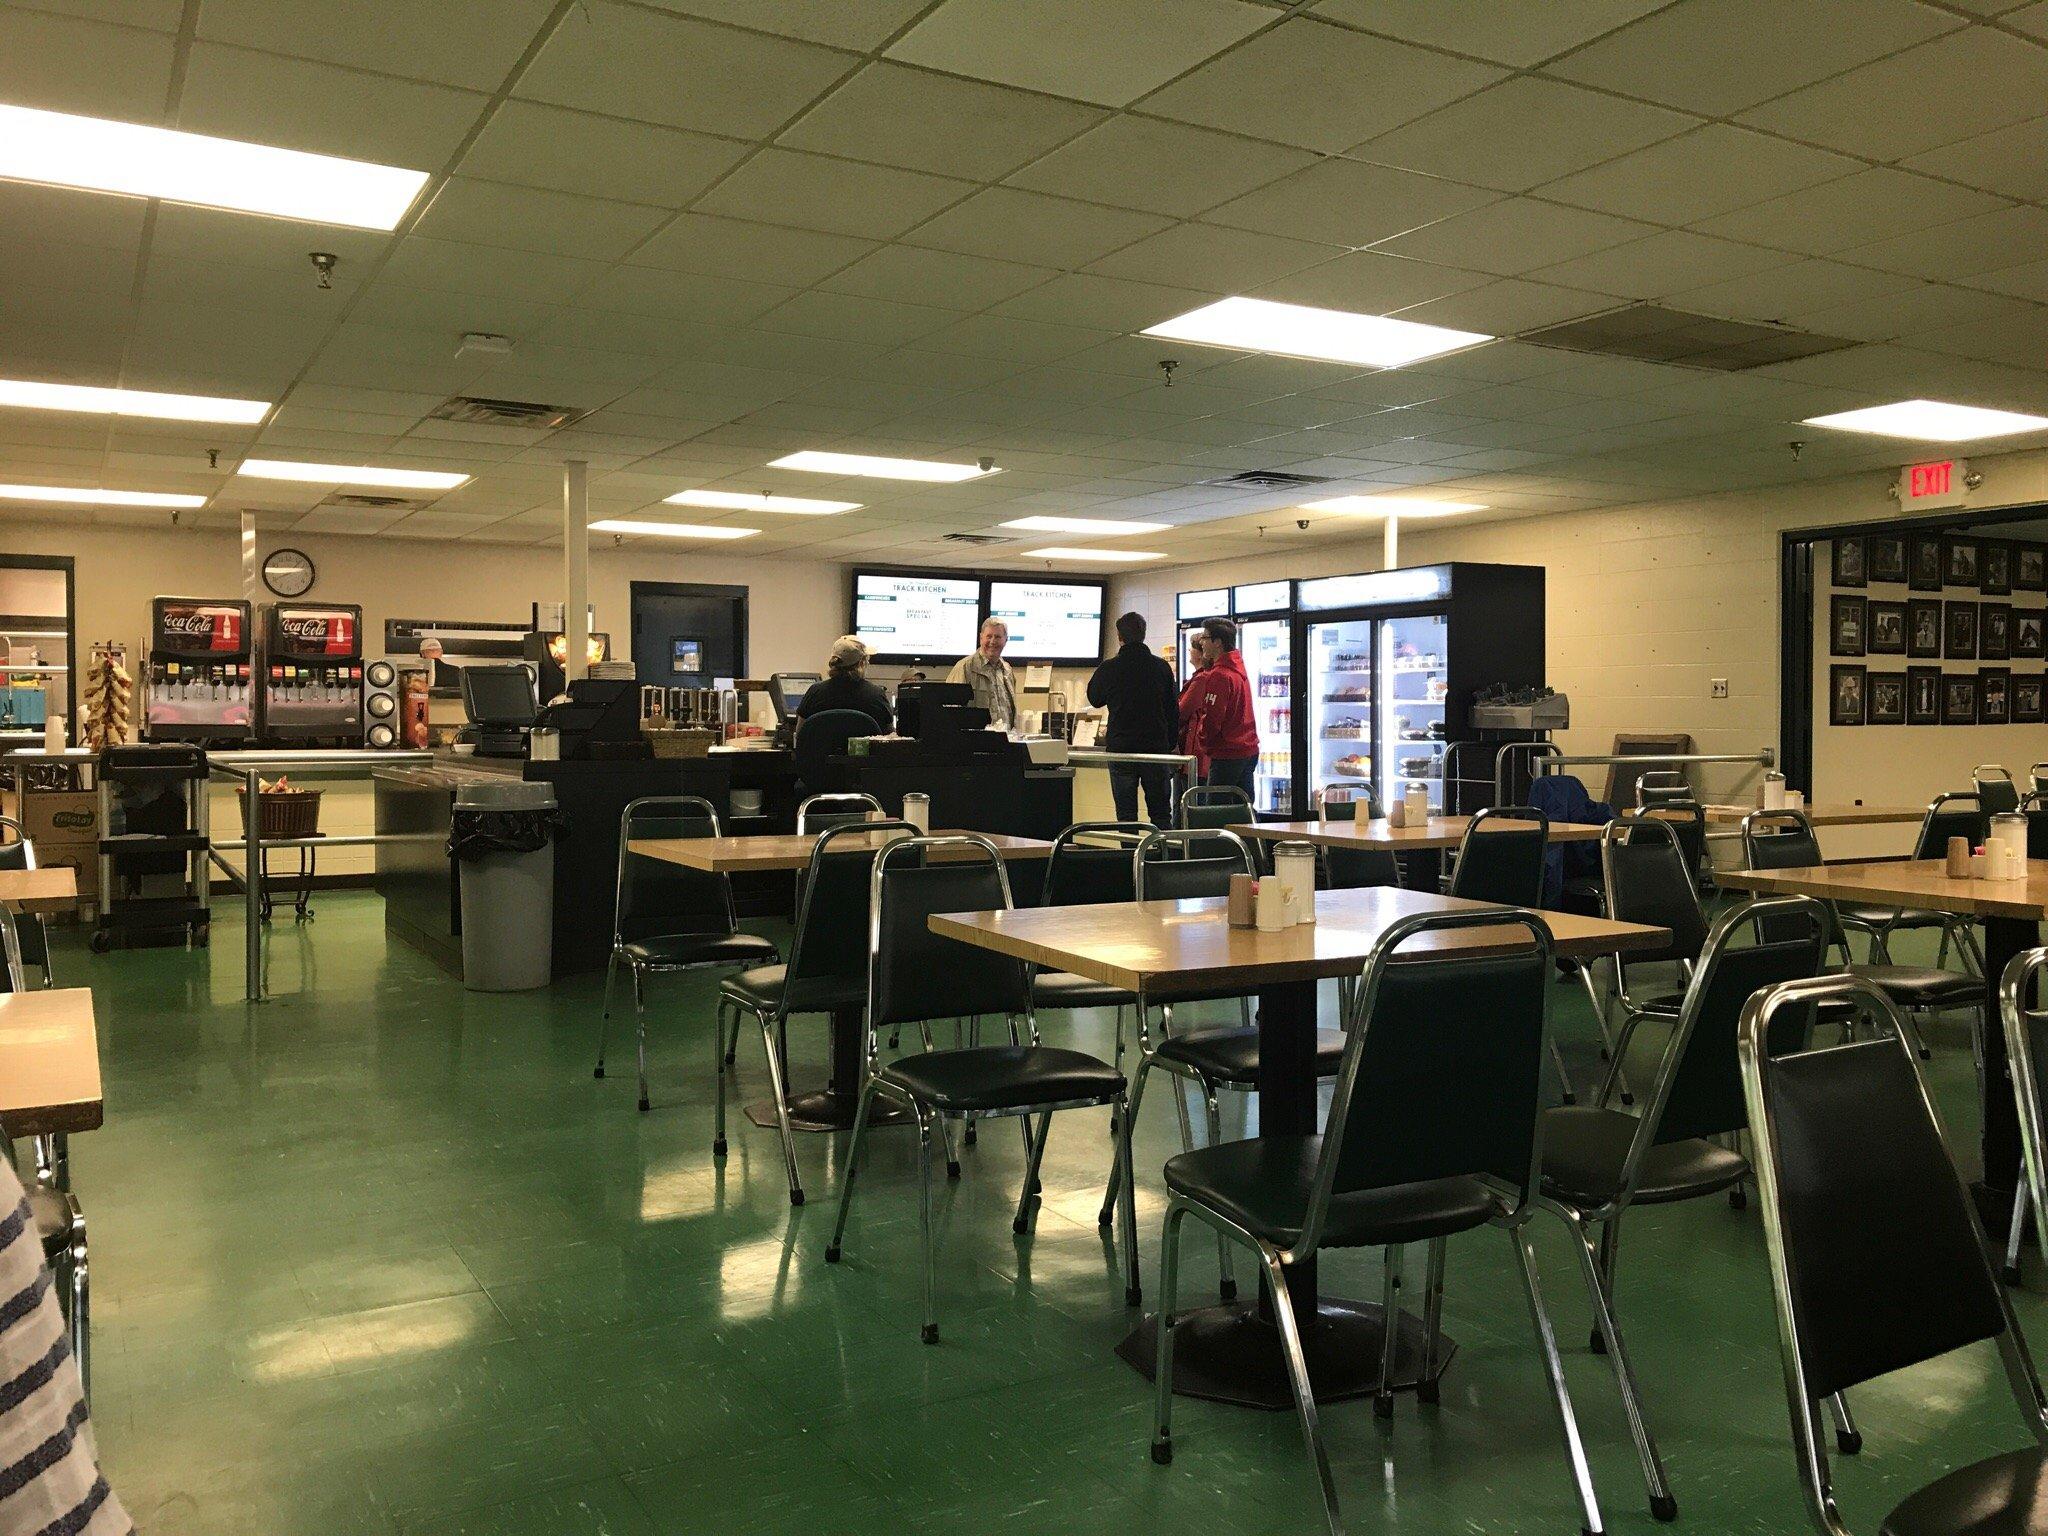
<box><xmin>770</xmin><ymin>451</ymin><xmax>998</xmax><ymax>483</ymax></box>
<box><xmin>1142</xmin><ymin>297</ymin><xmax>1491</xmax><ymax>369</ymax></box>
<box><xmin>589</xmin><ymin>519</ymin><xmax>759</xmax><ymax>540</ymax></box>
<box><xmin>1800</xmin><ymin>399</ymin><xmax>2048</xmax><ymax>442</ymax></box>
<box><xmin>1019</xmin><ymin>547</ymin><xmax>1163</xmax><ymax>563</ymax></box>
<box><xmin>1301</xmin><ymin>496</ymin><xmax>1487</xmax><ymax>516</ymax></box>
<box><xmin>1000</xmin><ymin>516</ymin><xmax>1171</xmax><ymax>535</ymax></box>
<box><xmin>0</xmin><ymin>483</ymin><xmax>206</xmax><ymax>508</ymax></box>
<box><xmin>238</xmin><ymin>459</ymin><xmax>469</xmax><ymax>490</ymax></box>
<box><xmin>665</xmin><ymin>489</ymin><xmax>861</xmax><ymax>515</ymax></box>
<box><xmin>0</xmin><ymin>103</ymin><xmax>430</xmax><ymax>230</ymax></box>
<box><xmin>0</xmin><ymin>377</ymin><xmax>270</xmax><ymax>424</ymax></box>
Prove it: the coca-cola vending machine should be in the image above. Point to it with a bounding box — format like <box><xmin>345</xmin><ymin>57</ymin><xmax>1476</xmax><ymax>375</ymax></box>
<box><xmin>257</xmin><ymin>602</ymin><xmax>364</xmax><ymax>746</ymax></box>
<box><xmin>144</xmin><ymin>596</ymin><xmax>255</xmax><ymax>744</ymax></box>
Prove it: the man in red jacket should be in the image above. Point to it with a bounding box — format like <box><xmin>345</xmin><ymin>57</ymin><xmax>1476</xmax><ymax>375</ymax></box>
<box><xmin>1180</xmin><ymin>617</ymin><xmax>1260</xmax><ymax>799</ymax></box>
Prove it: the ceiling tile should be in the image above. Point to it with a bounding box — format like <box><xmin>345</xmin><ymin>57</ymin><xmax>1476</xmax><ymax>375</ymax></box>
<box><xmin>1740</xmin><ymin>28</ymin><xmax>2048</xmax><ymax>161</ymax></box>
<box><xmin>376</xmin><ymin>235</ymin><xmax>608</xmax><ymax>305</ymax></box>
<box><xmin>819</xmin><ymin>245</ymin><xmax>1056</xmax><ymax>309</ymax></box>
<box><xmin>1391</xmin><ymin>279</ymin><xmax>1622</xmax><ymax>335</ymax></box>
<box><xmin>629</xmin><ymin>214</ymin><xmax>876</xmax><ymax>285</ymax></box>
<box><xmin>995</xmin><ymin>272</ymin><xmax>1213</xmax><ymax>332</ymax></box>
<box><xmin>904</xmin><ymin>187</ymin><xmax>1173</xmax><ymax>269</ymax></box>
<box><xmin>777</xmin><ymin>62</ymin><xmax>1105</xmax><ymax>181</ymax></box>
<box><xmin>1142</xmin><ymin>17</ymin><xmax>1505</xmax><ymax>153</ymax></box>
<box><xmin>1358</xmin><ymin>77</ymin><xmax>1696</xmax><ymax>193</ymax></box>
<box><xmin>917</xmin><ymin>312</ymin><xmax>1104</xmax><ymax>365</ymax></box>
<box><xmin>458</xmin><ymin>100</ymin><xmax>749</xmax><ymax>207</ymax></box>
<box><xmin>1671</xmin><ymin>258</ymin><xmax>1920</xmax><ymax>323</ymax></box>
<box><xmin>1903</xmin><ymin>115</ymin><xmax>2048</xmax><ymax>200</ymax></box>
<box><xmin>412</xmin><ymin>177</ymin><xmax>671</xmax><ymax>262</ymax></box>
<box><xmin>1310</xmin><ymin>0</ymin><xmax>1665</xmax><ymax>64</ymax></box>
<box><xmin>576</xmin><ymin>264</ymin><xmax>796</xmax><ymax>325</ymax></box>
<box><xmin>1531</xmin><ymin>230</ymin><xmax>1796</xmax><ymax>299</ymax></box>
<box><xmin>1970</xmin><ymin>258</ymin><xmax>2048</xmax><ymax>303</ymax></box>
<box><xmin>1204</xmin><ymin>158</ymin><xmax>1499</xmax><ymax>248</ymax></box>
<box><xmin>1540</xmin><ymin>124</ymin><xmax>1859</xmax><ymax>226</ymax></box>
<box><xmin>885</xmin><ymin>0</ymin><xmax>1272</xmax><ymax>107</ymax></box>
<box><xmin>1789</xmin><ymin>284</ymin><xmax>2039</xmax><ymax>344</ymax></box>
<box><xmin>641</xmin><ymin>0</ymin><xmax>930</xmax><ymax>49</ymax></box>
<box><xmin>1695</xmin><ymin>167</ymin><xmax>2013</xmax><ymax>257</ymax></box>
<box><xmin>1251</xmin><ymin>250</ymin><xmax>1488</xmax><ymax>313</ymax></box>
<box><xmin>1003</xmin><ymin>114</ymin><xmax>1314</xmax><ymax>218</ymax></box>
<box><xmin>1844</xmin><ymin>204</ymin><xmax>2048</xmax><ymax>279</ymax></box>
<box><xmin>693</xmin><ymin>149</ymin><xmax>972</xmax><ymax>239</ymax></box>
<box><xmin>194</xmin><ymin>0</ymin><xmax>557</xmax><ymax>91</ymax></box>
<box><xmin>514</xmin><ymin>2</ymin><xmax>852</xmax><ymax>137</ymax></box>
<box><xmin>1370</xmin><ymin>197</ymin><xmax>1657</xmax><ymax>276</ymax></box>
<box><xmin>1545</xmin><ymin>0</ymin><xmax>1960</xmax><ymax>117</ymax></box>
<box><xmin>1084</xmin><ymin>222</ymin><xmax>1340</xmax><ymax>291</ymax></box>
<box><xmin>757</xmin><ymin>288</ymin><xmax>959</xmax><ymax>346</ymax></box>
<box><xmin>0</xmin><ymin>5</ymin><xmax>175</xmax><ymax>118</ymax></box>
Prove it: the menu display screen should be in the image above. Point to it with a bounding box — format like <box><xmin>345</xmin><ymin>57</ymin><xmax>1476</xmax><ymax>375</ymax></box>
<box><xmin>852</xmin><ymin>571</ymin><xmax>981</xmax><ymax>660</ymax></box>
<box><xmin>986</xmin><ymin>579</ymin><xmax>1106</xmax><ymax>662</ymax></box>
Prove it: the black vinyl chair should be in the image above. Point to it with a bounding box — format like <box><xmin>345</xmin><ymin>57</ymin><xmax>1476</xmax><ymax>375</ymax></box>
<box><xmin>1538</xmin><ymin>895</ymin><xmax>1832</xmax><ymax>1524</ymax></box>
<box><xmin>1740</xmin><ymin>970</ymin><xmax>2048</xmax><ymax>1536</ymax></box>
<box><xmin>1180</xmin><ymin>783</ymin><xmax>1258</xmax><ymax>866</ymax></box>
<box><xmin>1998</xmin><ymin>948</ymin><xmax>2048</xmax><ymax>1284</ymax></box>
<box><xmin>1649</xmin><ymin>798</ymin><xmax>1709</xmax><ymax>894</ymax></box>
<box><xmin>795</xmin><ymin>792</ymin><xmax>881</xmax><ymax>833</ymax></box>
<box><xmin>1445</xmin><ymin>805</ymin><xmax>1548</xmax><ymax>905</ymax></box>
<box><xmin>1741</xmin><ymin>808</ymin><xmax>1983</xmax><ymax>1060</ymax></box>
<box><xmin>1316</xmin><ymin>784</ymin><xmax>1400</xmax><ymax>891</ymax></box>
<box><xmin>1031</xmin><ymin>823</ymin><xmax>1146</xmax><ymax>1063</ymax></box>
<box><xmin>2025</xmin><ymin>790</ymin><xmax>2048</xmax><ymax>860</ymax></box>
<box><xmin>716</xmin><ymin>819</ymin><xmax>916</xmax><ymax>1207</ymax></box>
<box><xmin>1152</xmin><ymin>909</ymin><xmax>1606</xmax><ymax>1536</ymax></box>
<box><xmin>792</xmin><ymin>708</ymin><xmax>877</xmax><ymax>795</ymax></box>
<box><xmin>1977</xmin><ymin>764</ymin><xmax>2022</xmax><ymax>816</ymax></box>
<box><xmin>0</xmin><ymin>817</ymin><xmax>54</xmax><ymax>989</ymax></box>
<box><xmin>1852</xmin><ymin>794</ymin><xmax>1986</xmax><ymax>968</ymax></box>
<box><xmin>596</xmin><ymin>796</ymin><xmax>779</xmax><ymax>1111</ymax></box>
<box><xmin>825</xmin><ymin>834</ymin><xmax>1137</xmax><ymax>1343</ymax></box>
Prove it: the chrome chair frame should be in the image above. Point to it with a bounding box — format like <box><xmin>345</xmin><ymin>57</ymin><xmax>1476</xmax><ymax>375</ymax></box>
<box><xmin>795</xmin><ymin>792</ymin><xmax>881</xmax><ymax>832</ymax></box>
<box><xmin>1739</xmin><ymin>971</ymin><xmax>2048</xmax><ymax>1536</ymax></box>
<box><xmin>1033</xmin><ymin>822</ymin><xmax>1149</xmax><ymax>1070</ymax></box>
<box><xmin>1151</xmin><ymin>910</ymin><xmax>1605</xmax><ymax>1536</ymax></box>
<box><xmin>1976</xmin><ymin>763</ymin><xmax>2021</xmax><ymax>816</ymax></box>
<box><xmin>1858</xmin><ymin>793</ymin><xmax>1986</xmax><ymax>972</ymax></box>
<box><xmin>1580</xmin><ymin>816</ymin><xmax>1705</xmax><ymax>1108</ymax></box>
<box><xmin>0</xmin><ymin>816</ymin><xmax>54</xmax><ymax>989</ymax></box>
<box><xmin>2000</xmin><ymin>949</ymin><xmax>2048</xmax><ymax>1285</ymax></box>
<box><xmin>2032</xmin><ymin>761</ymin><xmax>2048</xmax><ymax>797</ymax></box>
<box><xmin>825</xmin><ymin>833</ymin><xmax>1139</xmax><ymax>1343</ymax></box>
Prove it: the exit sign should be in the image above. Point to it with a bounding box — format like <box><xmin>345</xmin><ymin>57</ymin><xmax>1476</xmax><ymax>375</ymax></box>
<box><xmin>1899</xmin><ymin>458</ymin><xmax>1968</xmax><ymax>509</ymax></box>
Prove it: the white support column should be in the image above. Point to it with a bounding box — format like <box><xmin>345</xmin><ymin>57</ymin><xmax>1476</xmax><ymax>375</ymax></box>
<box><xmin>1382</xmin><ymin>513</ymin><xmax>1400</xmax><ymax>570</ymax></box>
<box><xmin>240</xmin><ymin>509</ymin><xmax>259</xmax><ymax>604</ymax></box>
<box><xmin>564</xmin><ymin>459</ymin><xmax>589</xmax><ymax>684</ymax></box>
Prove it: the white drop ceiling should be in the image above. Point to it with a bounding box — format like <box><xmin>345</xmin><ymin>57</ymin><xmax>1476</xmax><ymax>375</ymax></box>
<box><xmin>5</xmin><ymin>0</ymin><xmax>2048</xmax><ymax>566</ymax></box>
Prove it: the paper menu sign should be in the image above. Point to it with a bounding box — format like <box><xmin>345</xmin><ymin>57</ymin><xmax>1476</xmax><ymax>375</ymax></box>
<box><xmin>1023</xmin><ymin>664</ymin><xmax>1054</xmax><ymax>691</ymax></box>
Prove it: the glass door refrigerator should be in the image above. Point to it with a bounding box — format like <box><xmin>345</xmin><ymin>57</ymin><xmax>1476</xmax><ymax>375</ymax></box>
<box><xmin>1231</xmin><ymin>580</ymin><xmax>1295</xmax><ymax>817</ymax></box>
<box><xmin>1295</xmin><ymin>563</ymin><xmax>1545</xmax><ymax>816</ymax></box>
<box><xmin>1175</xmin><ymin>585</ymin><xmax>1229</xmax><ymax>685</ymax></box>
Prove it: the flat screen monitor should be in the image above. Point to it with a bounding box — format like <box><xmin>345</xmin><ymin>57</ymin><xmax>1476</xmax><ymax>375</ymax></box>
<box><xmin>985</xmin><ymin>578</ymin><xmax>1106</xmax><ymax>662</ymax></box>
<box><xmin>768</xmin><ymin>672</ymin><xmax>820</xmax><ymax>723</ymax></box>
<box><xmin>460</xmin><ymin>663</ymin><xmax>538</xmax><ymax>725</ymax></box>
<box><xmin>851</xmin><ymin>569</ymin><xmax>981</xmax><ymax>663</ymax></box>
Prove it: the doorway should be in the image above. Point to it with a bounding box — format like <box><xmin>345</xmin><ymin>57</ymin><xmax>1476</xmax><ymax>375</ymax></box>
<box><xmin>630</xmin><ymin>581</ymin><xmax>747</xmax><ymax>688</ymax></box>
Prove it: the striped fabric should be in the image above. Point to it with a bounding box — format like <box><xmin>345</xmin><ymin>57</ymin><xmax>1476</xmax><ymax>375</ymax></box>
<box><xmin>0</xmin><ymin>1163</ymin><xmax>126</xmax><ymax>1536</ymax></box>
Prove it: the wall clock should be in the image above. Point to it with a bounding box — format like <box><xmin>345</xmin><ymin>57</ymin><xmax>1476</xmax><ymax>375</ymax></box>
<box><xmin>262</xmin><ymin>547</ymin><xmax>315</xmax><ymax>598</ymax></box>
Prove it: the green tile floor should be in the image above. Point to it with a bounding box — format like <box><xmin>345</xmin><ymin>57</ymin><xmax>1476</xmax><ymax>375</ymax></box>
<box><xmin>64</xmin><ymin>894</ymin><xmax>2044</xmax><ymax>1533</ymax></box>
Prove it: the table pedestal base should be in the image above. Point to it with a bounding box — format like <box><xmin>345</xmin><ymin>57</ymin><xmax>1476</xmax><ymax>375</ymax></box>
<box><xmin>744</xmin><ymin>1092</ymin><xmax>909</xmax><ymax>1133</ymax></box>
<box><xmin>1115</xmin><ymin>1298</ymin><xmax>1455</xmax><ymax>1409</ymax></box>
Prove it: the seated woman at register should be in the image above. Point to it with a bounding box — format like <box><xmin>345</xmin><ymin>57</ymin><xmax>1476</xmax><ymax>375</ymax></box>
<box><xmin>795</xmin><ymin>635</ymin><xmax>893</xmax><ymax>733</ymax></box>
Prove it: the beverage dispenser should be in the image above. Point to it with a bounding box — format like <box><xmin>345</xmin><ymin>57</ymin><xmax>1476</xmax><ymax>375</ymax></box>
<box><xmin>257</xmin><ymin>602</ymin><xmax>364</xmax><ymax>746</ymax></box>
<box><xmin>143</xmin><ymin>597</ymin><xmax>254</xmax><ymax>744</ymax></box>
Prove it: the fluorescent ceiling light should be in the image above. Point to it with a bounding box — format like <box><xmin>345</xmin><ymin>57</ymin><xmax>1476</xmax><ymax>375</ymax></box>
<box><xmin>769</xmin><ymin>450</ymin><xmax>998</xmax><ymax>483</ymax></box>
<box><xmin>0</xmin><ymin>103</ymin><xmax>429</xmax><ymax>230</ymax></box>
<box><xmin>1019</xmin><ymin>547</ymin><xmax>1163</xmax><ymax>563</ymax></box>
<box><xmin>0</xmin><ymin>483</ymin><xmax>206</xmax><ymax>509</ymax></box>
<box><xmin>590</xmin><ymin>519</ymin><xmax>758</xmax><ymax>540</ymax></box>
<box><xmin>1799</xmin><ymin>399</ymin><xmax>2048</xmax><ymax>442</ymax></box>
<box><xmin>237</xmin><ymin>459</ymin><xmax>469</xmax><ymax>490</ymax></box>
<box><xmin>1000</xmin><ymin>515</ymin><xmax>1170</xmax><ymax>535</ymax></box>
<box><xmin>0</xmin><ymin>377</ymin><xmax>269</xmax><ymax>424</ymax></box>
<box><xmin>1142</xmin><ymin>296</ymin><xmax>1490</xmax><ymax>369</ymax></box>
<box><xmin>665</xmin><ymin>489</ymin><xmax>860</xmax><ymax>515</ymax></box>
<box><xmin>1301</xmin><ymin>496</ymin><xmax>1487</xmax><ymax>517</ymax></box>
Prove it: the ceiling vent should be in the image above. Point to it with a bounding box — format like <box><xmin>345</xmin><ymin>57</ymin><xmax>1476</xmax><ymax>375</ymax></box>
<box><xmin>1201</xmin><ymin>470</ymin><xmax>1332</xmax><ymax>490</ymax></box>
<box><xmin>942</xmin><ymin>532</ymin><xmax>1012</xmax><ymax>546</ymax></box>
<box><xmin>427</xmin><ymin>394</ymin><xmax>588</xmax><ymax>429</ymax></box>
<box><xmin>1521</xmin><ymin>304</ymin><xmax>1856</xmax><ymax>372</ymax></box>
<box><xmin>320</xmin><ymin>492</ymin><xmax>431</xmax><ymax>512</ymax></box>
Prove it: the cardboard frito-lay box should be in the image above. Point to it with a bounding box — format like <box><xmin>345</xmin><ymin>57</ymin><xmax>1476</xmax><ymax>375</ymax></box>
<box><xmin>32</xmin><ymin>843</ymin><xmax>97</xmax><ymax>905</ymax></box>
<box><xmin>20</xmin><ymin>790</ymin><xmax>100</xmax><ymax>846</ymax></box>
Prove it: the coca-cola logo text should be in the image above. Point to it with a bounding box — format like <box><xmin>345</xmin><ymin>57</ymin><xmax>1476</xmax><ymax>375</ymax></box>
<box><xmin>162</xmin><ymin>614</ymin><xmax>215</xmax><ymax>634</ymax></box>
<box><xmin>281</xmin><ymin>617</ymin><xmax>332</xmax><ymax>639</ymax></box>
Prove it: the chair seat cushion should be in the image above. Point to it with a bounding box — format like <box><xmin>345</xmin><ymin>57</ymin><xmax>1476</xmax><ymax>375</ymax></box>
<box><xmin>1155</xmin><ymin>1025</ymin><xmax>1346</xmax><ymax>1084</ymax></box>
<box><xmin>25</xmin><ymin>1186</ymin><xmax>71</xmax><ymax>1257</ymax></box>
<box><xmin>622</xmin><ymin>932</ymin><xmax>778</xmax><ymax>969</ymax></box>
<box><xmin>1882</xmin><ymin>1446</ymin><xmax>2048</xmax><ymax>1535</ymax></box>
<box><xmin>1851</xmin><ymin>963</ymin><xmax>1982</xmax><ymax>1009</ymax></box>
<box><xmin>1032</xmin><ymin>971</ymin><xmax>1135</xmax><ymax>1011</ymax></box>
<box><xmin>1164</xmin><ymin>1135</ymin><xmax>1501</xmax><ymax>1249</ymax></box>
<box><xmin>1540</xmin><ymin>1106</ymin><xmax>1747</xmax><ymax>1207</ymax></box>
<box><xmin>878</xmin><ymin>1045</ymin><xmax>1124</xmax><ymax>1113</ymax></box>
<box><xmin>1841</xmin><ymin>905</ymin><xmax>1947</xmax><ymax>932</ymax></box>
<box><xmin>718</xmin><ymin>963</ymin><xmax>864</xmax><ymax>1016</ymax></box>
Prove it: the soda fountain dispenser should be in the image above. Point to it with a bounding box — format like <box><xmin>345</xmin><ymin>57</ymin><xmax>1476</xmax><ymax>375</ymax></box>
<box><xmin>257</xmin><ymin>602</ymin><xmax>365</xmax><ymax>746</ymax></box>
<box><xmin>143</xmin><ymin>596</ymin><xmax>255</xmax><ymax>744</ymax></box>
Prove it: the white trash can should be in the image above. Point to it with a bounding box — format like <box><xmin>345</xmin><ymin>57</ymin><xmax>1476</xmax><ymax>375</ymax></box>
<box><xmin>450</xmin><ymin>781</ymin><xmax>560</xmax><ymax>991</ymax></box>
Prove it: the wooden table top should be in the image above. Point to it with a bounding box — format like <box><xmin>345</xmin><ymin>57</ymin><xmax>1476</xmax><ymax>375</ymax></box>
<box><xmin>0</xmin><ymin>867</ymin><xmax>77</xmax><ymax>913</ymax></box>
<box><xmin>1231</xmin><ymin>815</ymin><xmax>1603</xmax><ymax>852</ymax></box>
<box><xmin>0</xmin><ymin>989</ymin><xmax>102</xmax><ymax>1137</ymax></box>
<box><xmin>1697</xmin><ymin>803</ymin><xmax>1922</xmax><ymax>827</ymax></box>
<box><xmin>931</xmin><ymin>885</ymin><xmax>1669</xmax><ymax>997</ymax></box>
<box><xmin>629</xmin><ymin>829</ymin><xmax>1053</xmax><ymax>874</ymax></box>
<box><xmin>1717</xmin><ymin>858</ymin><xmax>2048</xmax><ymax>920</ymax></box>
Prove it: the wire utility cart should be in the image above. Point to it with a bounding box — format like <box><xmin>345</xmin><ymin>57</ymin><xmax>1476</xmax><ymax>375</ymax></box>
<box><xmin>91</xmin><ymin>743</ymin><xmax>209</xmax><ymax>952</ymax></box>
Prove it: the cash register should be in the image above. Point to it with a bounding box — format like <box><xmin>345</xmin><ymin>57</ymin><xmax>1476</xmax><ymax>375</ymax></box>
<box><xmin>766</xmin><ymin>672</ymin><xmax>820</xmax><ymax>747</ymax></box>
<box><xmin>533</xmin><ymin>677</ymin><xmax>645</xmax><ymax>759</ymax></box>
<box><xmin>459</xmin><ymin>663</ymin><xmax>539</xmax><ymax>758</ymax></box>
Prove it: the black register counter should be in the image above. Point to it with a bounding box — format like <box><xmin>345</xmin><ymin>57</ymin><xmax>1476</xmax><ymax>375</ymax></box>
<box><xmin>374</xmin><ymin>746</ymin><xmax>1071</xmax><ymax>977</ymax></box>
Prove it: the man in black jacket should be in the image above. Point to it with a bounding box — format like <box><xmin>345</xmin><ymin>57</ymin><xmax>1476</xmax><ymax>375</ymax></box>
<box><xmin>1087</xmin><ymin>611</ymin><xmax>1179</xmax><ymax>825</ymax></box>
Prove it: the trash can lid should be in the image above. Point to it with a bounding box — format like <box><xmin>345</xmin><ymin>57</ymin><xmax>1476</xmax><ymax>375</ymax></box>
<box><xmin>455</xmin><ymin>780</ymin><xmax>557</xmax><ymax>811</ymax></box>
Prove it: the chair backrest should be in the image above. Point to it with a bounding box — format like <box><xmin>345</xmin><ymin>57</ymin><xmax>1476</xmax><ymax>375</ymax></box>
<box><xmin>1133</xmin><ymin>827</ymin><xmax>1255</xmax><ymax>902</ymax></box>
<box><xmin>1301</xmin><ymin>909</ymin><xmax>1555</xmax><ymax>1257</ymax></box>
<box><xmin>2025</xmin><ymin>791</ymin><xmax>2048</xmax><ymax>860</ymax></box>
<box><xmin>1636</xmin><ymin>769</ymin><xmax>1691</xmax><ymax>807</ymax></box>
<box><xmin>1600</xmin><ymin>816</ymin><xmax>1708</xmax><ymax>968</ymax></box>
<box><xmin>867</xmin><ymin>834</ymin><xmax>1030</xmax><ymax>1032</ymax></box>
<box><xmin>1742</xmin><ymin>808</ymin><xmax>1821</xmax><ymax>871</ymax></box>
<box><xmin>1649</xmin><ymin>798</ymin><xmax>1707</xmax><ymax>881</ymax></box>
<box><xmin>1915</xmin><ymin>791</ymin><xmax>1987</xmax><ymax>857</ymax></box>
<box><xmin>1043</xmin><ymin>823</ymin><xmax>1146</xmax><ymax>907</ymax></box>
<box><xmin>1179</xmin><ymin>784</ymin><xmax>1252</xmax><ymax>827</ymax></box>
<box><xmin>613</xmin><ymin>796</ymin><xmax>734</xmax><ymax>942</ymax></box>
<box><xmin>792</xmin><ymin>708</ymin><xmax>875</xmax><ymax>792</ymax></box>
<box><xmin>1740</xmin><ymin>972</ymin><xmax>2045</xmax><ymax>1516</ymax></box>
<box><xmin>796</xmin><ymin>792</ymin><xmax>881</xmax><ymax>833</ymax></box>
<box><xmin>1317</xmin><ymin>783</ymin><xmax>1377</xmax><ymax>823</ymax></box>
<box><xmin>1976</xmin><ymin>764</ymin><xmax>2021</xmax><ymax>816</ymax></box>
<box><xmin>2003</xmin><ymin>949</ymin><xmax>2048</xmax><ymax>1293</ymax></box>
<box><xmin>1447</xmin><ymin>806</ymin><xmax>1548</xmax><ymax>906</ymax></box>
<box><xmin>0</xmin><ymin>816</ymin><xmax>33</xmax><ymax>872</ymax></box>
<box><xmin>783</xmin><ymin>821</ymin><xmax>918</xmax><ymax>1007</ymax></box>
<box><xmin>2033</xmin><ymin>761</ymin><xmax>2048</xmax><ymax>797</ymax></box>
